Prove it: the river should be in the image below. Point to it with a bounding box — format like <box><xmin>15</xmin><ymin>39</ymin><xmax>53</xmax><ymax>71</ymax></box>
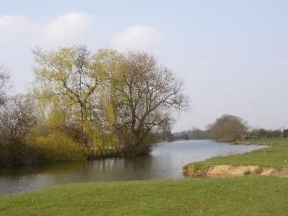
<box><xmin>0</xmin><ymin>140</ymin><xmax>264</xmax><ymax>195</ymax></box>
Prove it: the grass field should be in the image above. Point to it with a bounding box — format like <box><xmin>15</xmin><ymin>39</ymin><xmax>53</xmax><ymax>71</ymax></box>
<box><xmin>0</xmin><ymin>177</ymin><xmax>288</xmax><ymax>216</ymax></box>
<box><xmin>185</xmin><ymin>138</ymin><xmax>288</xmax><ymax>169</ymax></box>
<box><xmin>1</xmin><ymin>138</ymin><xmax>287</xmax><ymax>215</ymax></box>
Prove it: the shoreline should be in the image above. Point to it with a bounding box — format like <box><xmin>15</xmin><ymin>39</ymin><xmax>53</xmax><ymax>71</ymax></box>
<box><xmin>182</xmin><ymin>137</ymin><xmax>288</xmax><ymax>178</ymax></box>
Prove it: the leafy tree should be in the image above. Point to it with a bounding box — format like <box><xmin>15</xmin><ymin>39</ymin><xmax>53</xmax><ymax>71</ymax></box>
<box><xmin>32</xmin><ymin>47</ymin><xmax>188</xmax><ymax>156</ymax></box>
<box><xmin>208</xmin><ymin>114</ymin><xmax>248</xmax><ymax>142</ymax></box>
<box><xmin>32</xmin><ymin>46</ymin><xmax>106</xmax><ymax>150</ymax></box>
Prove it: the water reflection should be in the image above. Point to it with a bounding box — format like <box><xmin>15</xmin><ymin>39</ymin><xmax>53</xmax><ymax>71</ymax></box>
<box><xmin>0</xmin><ymin>140</ymin><xmax>264</xmax><ymax>194</ymax></box>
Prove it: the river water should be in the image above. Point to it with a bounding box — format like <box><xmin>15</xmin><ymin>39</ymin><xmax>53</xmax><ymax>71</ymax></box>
<box><xmin>0</xmin><ymin>140</ymin><xmax>263</xmax><ymax>195</ymax></box>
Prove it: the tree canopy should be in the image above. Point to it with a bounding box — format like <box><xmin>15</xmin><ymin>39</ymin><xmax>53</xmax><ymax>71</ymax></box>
<box><xmin>32</xmin><ymin>46</ymin><xmax>188</xmax><ymax>156</ymax></box>
<box><xmin>208</xmin><ymin>114</ymin><xmax>248</xmax><ymax>142</ymax></box>
<box><xmin>0</xmin><ymin>46</ymin><xmax>188</xmax><ymax>166</ymax></box>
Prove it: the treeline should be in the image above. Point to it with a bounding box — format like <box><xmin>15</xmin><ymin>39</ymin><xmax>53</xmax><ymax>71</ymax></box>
<box><xmin>172</xmin><ymin>128</ymin><xmax>209</xmax><ymax>141</ymax></box>
<box><xmin>246</xmin><ymin>128</ymin><xmax>287</xmax><ymax>139</ymax></box>
<box><xmin>0</xmin><ymin>47</ymin><xmax>187</xmax><ymax>166</ymax></box>
<box><xmin>169</xmin><ymin>114</ymin><xmax>286</xmax><ymax>143</ymax></box>
<box><xmin>207</xmin><ymin>114</ymin><xmax>286</xmax><ymax>142</ymax></box>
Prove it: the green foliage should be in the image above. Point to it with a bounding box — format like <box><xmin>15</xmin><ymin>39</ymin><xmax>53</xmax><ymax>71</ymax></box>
<box><xmin>32</xmin><ymin>46</ymin><xmax>187</xmax><ymax>157</ymax></box>
<box><xmin>208</xmin><ymin>114</ymin><xmax>248</xmax><ymax>142</ymax></box>
<box><xmin>35</xmin><ymin>131</ymin><xmax>86</xmax><ymax>162</ymax></box>
<box><xmin>0</xmin><ymin>46</ymin><xmax>187</xmax><ymax>166</ymax></box>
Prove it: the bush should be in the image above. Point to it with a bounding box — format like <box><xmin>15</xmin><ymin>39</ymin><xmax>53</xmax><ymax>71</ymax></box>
<box><xmin>35</xmin><ymin>131</ymin><xmax>86</xmax><ymax>162</ymax></box>
<box><xmin>0</xmin><ymin>95</ymin><xmax>39</xmax><ymax>166</ymax></box>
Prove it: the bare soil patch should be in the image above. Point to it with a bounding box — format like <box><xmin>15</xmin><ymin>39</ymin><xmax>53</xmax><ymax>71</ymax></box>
<box><xmin>206</xmin><ymin>165</ymin><xmax>288</xmax><ymax>178</ymax></box>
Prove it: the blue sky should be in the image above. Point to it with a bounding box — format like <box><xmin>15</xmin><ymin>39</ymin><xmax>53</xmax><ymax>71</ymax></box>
<box><xmin>1</xmin><ymin>0</ymin><xmax>288</xmax><ymax>131</ymax></box>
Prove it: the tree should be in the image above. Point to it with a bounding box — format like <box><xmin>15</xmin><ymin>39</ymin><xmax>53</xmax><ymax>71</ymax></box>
<box><xmin>208</xmin><ymin>114</ymin><xmax>247</xmax><ymax>142</ymax></box>
<box><xmin>32</xmin><ymin>46</ymin><xmax>107</xmax><ymax>150</ymax></box>
<box><xmin>111</xmin><ymin>52</ymin><xmax>187</xmax><ymax>154</ymax></box>
<box><xmin>0</xmin><ymin>67</ymin><xmax>9</xmax><ymax>106</ymax></box>
<box><xmin>0</xmin><ymin>94</ymin><xmax>38</xmax><ymax>165</ymax></box>
<box><xmin>32</xmin><ymin>47</ymin><xmax>188</xmax><ymax>156</ymax></box>
<box><xmin>189</xmin><ymin>128</ymin><xmax>209</xmax><ymax>140</ymax></box>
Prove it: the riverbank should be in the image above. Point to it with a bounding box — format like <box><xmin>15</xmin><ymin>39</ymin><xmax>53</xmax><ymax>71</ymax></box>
<box><xmin>0</xmin><ymin>177</ymin><xmax>288</xmax><ymax>216</ymax></box>
<box><xmin>183</xmin><ymin>138</ymin><xmax>288</xmax><ymax>178</ymax></box>
<box><xmin>1</xmin><ymin>139</ymin><xmax>287</xmax><ymax>215</ymax></box>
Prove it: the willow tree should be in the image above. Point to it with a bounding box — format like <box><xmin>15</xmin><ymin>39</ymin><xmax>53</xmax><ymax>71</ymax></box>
<box><xmin>111</xmin><ymin>52</ymin><xmax>187</xmax><ymax>154</ymax></box>
<box><xmin>32</xmin><ymin>46</ymin><xmax>106</xmax><ymax>150</ymax></box>
<box><xmin>33</xmin><ymin>47</ymin><xmax>188</xmax><ymax>156</ymax></box>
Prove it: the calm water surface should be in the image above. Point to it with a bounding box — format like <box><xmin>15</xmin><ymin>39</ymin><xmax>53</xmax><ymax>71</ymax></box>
<box><xmin>0</xmin><ymin>140</ymin><xmax>264</xmax><ymax>195</ymax></box>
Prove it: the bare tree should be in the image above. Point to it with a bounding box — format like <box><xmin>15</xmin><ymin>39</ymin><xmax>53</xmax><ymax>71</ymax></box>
<box><xmin>0</xmin><ymin>94</ymin><xmax>38</xmax><ymax>165</ymax></box>
<box><xmin>0</xmin><ymin>67</ymin><xmax>10</xmax><ymax>106</ymax></box>
<box><xmin>112</xmin><ymin>52</ymin><xmax>188</xmax><ymax>154</ymax></box>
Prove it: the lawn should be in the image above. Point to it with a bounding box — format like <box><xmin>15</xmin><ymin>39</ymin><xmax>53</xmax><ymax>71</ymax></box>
<box><xmin>0</xmin><ymin>177</ymin><xmax>288</xmax><ymax>216</ymax></box>
<box><xmin>186</xmin><ymin>138</ymin><xmax>288</xmax><ymax>169</ymax></box>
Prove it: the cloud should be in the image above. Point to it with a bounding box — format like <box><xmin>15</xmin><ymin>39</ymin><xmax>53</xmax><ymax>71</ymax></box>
<box><xmin>0</xmin><ymin>13</ymin><xmax>94</xmax><ymax>93</ymax></box>
<box><xmin>0</xmin><ymin>15</ymin><xmax>37</xmax><ymax>44</ymax></box>
<box><xmin>110</xmin><ymin>25</ymin><xmax>165</xmax><ymax>51</ymax></box>
<box><xmin>43</xmin><ymin>12</ymin><xmax>93</xmax><ymax>47</ymax></box>
<box><xmin>0</xmin><ymin>13</ymin><xmax>94</xmax><ymax>48</ymax></box>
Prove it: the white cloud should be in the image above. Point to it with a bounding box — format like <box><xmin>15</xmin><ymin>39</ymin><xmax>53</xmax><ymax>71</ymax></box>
<box><xmin>110</xmin><ymin>25</ymin><xmax>165</xmax><ymax>51</ymax></box>
<box><xmin>43</xmin><ymin>12</ymin><xmax>93</xmax><ymax>47</ymax></box>
<box><xmin>0</xmin><ymin>13</ymin><xmax>94</xmax><ymax>93</ymax></box>
<box><xmin>0</xmin><ymin>13</ymin><xmax>94</xmax><ymax>47</ymax></box>
<box><xmin>0</xmin><ymin>15</ymin><xmax>37</xmax><ymax>44</ymax></box>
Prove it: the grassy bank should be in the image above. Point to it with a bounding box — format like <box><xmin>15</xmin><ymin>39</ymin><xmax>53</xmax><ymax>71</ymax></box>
<box><xmin>183</xmin><ymin>138</ymin><xmax>288</xmax><ymax>177</ymax></box>
<box><xmin>1</xmin><ymin>138</ymin><xmax>287</xmax><ymax>215</ymax></box>
<box><xmin>0</xmin><ymin>177</ymin><xmax>288</xmax><ymax>216</ymax></box>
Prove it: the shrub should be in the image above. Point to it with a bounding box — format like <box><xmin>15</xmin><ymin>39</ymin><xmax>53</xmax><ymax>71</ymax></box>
<box><xmin>0</xmin><ymin>95</ymin><xmax>39</xmax><ymax>166</ymax></box>
<box><xmin>35</xmin><ymin>131</ymin><xmax>86</xmax><ymax>162</ymax></box>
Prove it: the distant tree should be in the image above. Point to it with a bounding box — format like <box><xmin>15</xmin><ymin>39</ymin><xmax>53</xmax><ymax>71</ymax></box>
<box><xmin>249</xmin><ymin>128</ymin><xmax>267</xmax><ymax>139</ymax></box>
<box><xmin>162</xmin><ymin>131</ymin><xmax>174</xmax><ymax>142</ymax></box>
<box><xmin>208</xmin><ymin>114</ymin><xmax>248</xmax><ymax>142</ymax></box>
<box><xmin>284</xmin><ymin>129</ymin><xmax>288</xmax><ymax>138</ymax></box>
<box><xmin>0</xmin><ymin>67</ymin><xmax>9</xmax><ymax>106</ymax></box>
<box><xmin>189</xmin><ymin>127</ymin><xmax>209</xmax><ymax>140</ymax></box>
<box><xmin>265</xmin><ymin>129</ymin><xmax>282</xmax><ymax>138</ymax></box>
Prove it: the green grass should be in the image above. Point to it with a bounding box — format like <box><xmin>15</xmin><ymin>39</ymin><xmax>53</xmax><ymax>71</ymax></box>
<box><xmin>1</xmin><ymin>137</ymin><xmax>287</xmax><ymax>215</ymax></box>
<box><xmin>0</xmin><ymin>177</ymin><xmax>288</xmax><ymax>216</ymax></box>
<box><xmin>188</xmin><ymin>138</ymin><xmax>288</xmax><ymax>169</ymax></box>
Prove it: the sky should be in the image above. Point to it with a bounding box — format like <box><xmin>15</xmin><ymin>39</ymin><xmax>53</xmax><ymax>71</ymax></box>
<box><xmin>1</xmin><ymin>0</ymin><xmax>288</xmax><ymax>132</ymax></box>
